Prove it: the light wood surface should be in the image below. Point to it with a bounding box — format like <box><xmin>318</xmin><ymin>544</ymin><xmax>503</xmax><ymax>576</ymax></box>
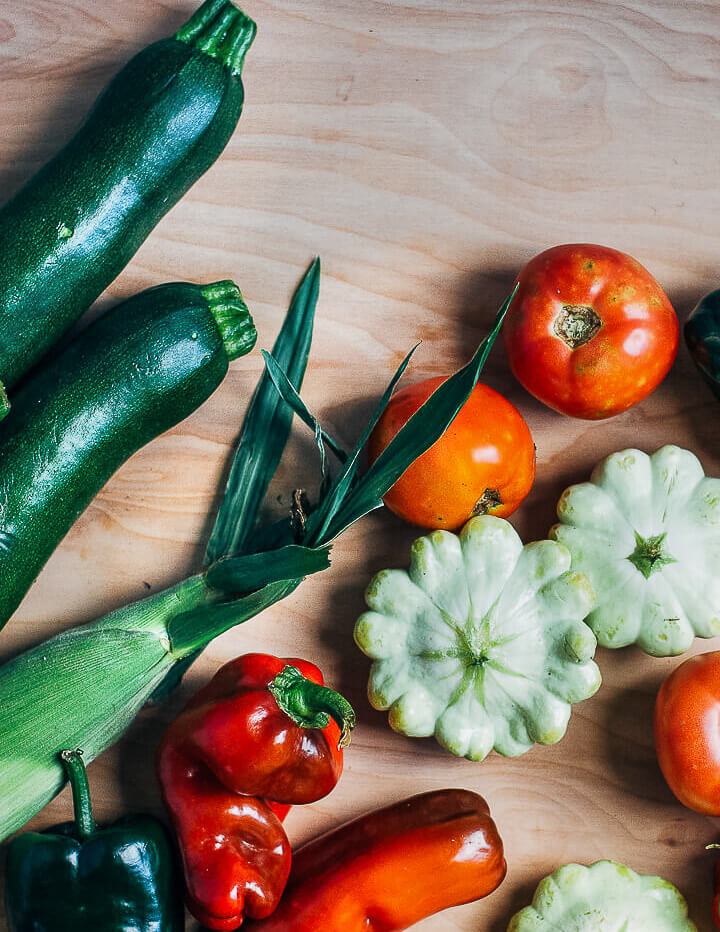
<box><xmin>1</xmin><ymin>0</ymin><xmax>720</xmax><ymax>928</ymax></box>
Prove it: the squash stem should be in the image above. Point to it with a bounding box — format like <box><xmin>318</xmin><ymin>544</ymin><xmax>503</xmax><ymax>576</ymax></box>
<box><xmin>627</xmin><ymin>530</ymin><xmax>676</xmax><ymax>579</ymax></box>
<box><xmin>176</xmin><ymin>0</ymin><xmax>257</xmax><ymax>76</ymax></box>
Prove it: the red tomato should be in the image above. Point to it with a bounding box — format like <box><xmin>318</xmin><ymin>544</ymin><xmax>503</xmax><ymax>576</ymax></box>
<box><xmin>655</xmin><ymin>651</ymin><xmax>720</xmax><ymax>815</ymax></box>
<box><xmin>503</xmin><ymin>244</ymin><xmax>678</xmax><ymax>419</ymax></box>
<box><xmin>368</xmin><ymin>378</ymin><xmax>535</xmax><ymax>531</ymax></box>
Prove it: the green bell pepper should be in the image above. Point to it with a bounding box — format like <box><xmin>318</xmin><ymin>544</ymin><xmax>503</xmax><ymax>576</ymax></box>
<box><xmin>5</xmin><ymin>749</ymin><xmax>183</xmax><ymax>932</ymax></box>
<box><xmin>685</xmin><ymin>287</ymin><xmax>720</xmax><ymax>401</ymax></box>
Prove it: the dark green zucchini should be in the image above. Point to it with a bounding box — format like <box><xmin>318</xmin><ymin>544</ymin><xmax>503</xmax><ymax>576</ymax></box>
<box><xmin>0</xmin><ymin>280</ymin><xmax>255</xmax><ymax>629</ymax></box>
<box><xmin>0</xmin><ymin>0</ymin><xmax>256</xmax><ymax>419</ymax></box>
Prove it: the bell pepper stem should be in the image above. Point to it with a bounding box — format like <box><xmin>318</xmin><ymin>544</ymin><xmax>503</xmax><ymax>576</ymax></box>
<box><xmin>269</xmin><ymin>665</ymin><xmax>356</xmax><ymax>749</ymax></box>
<box><xmin>60</xmin><ymin>749</ymin><xmax>96</xmax><ymax>839</ymax></box>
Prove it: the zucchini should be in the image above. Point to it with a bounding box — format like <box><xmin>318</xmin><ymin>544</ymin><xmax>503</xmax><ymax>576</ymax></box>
<box><xmin>0</xmin><ymin>0</ymin><xmax>256</xmax><ymax>419</ymax></box>
<box><xmin>0</xmin><ymin>280</ymin><xmax>255</xmax><ymax>629</ymax></box>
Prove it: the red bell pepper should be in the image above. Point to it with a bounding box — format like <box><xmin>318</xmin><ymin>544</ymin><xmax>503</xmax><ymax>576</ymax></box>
<box><xmin>244</xmin><ymin>788</ymin><xmax>506</xmax><ymax>931</ymax></box>
<box><xmin>157</xmin><ymin>653</ymin><xmax>355</xmax><ymax>931</ymax></box>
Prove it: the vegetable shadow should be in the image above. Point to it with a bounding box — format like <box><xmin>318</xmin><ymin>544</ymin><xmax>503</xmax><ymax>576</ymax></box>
<box><xmin>662</xmin><ymin>283</ymin><xmax>720</xmax><ymax>460</ymax></box>
<box><xmin>684</xmin><ymin>847</ymin><xmax>719</xmax><ymax>932</ymax></box>
<box><xmin>599</xmin><ymin>648</ymin><xmax>678</xmax><ymax>806</ymax></box>
<box><xmin>114</xmin><ymin>671</ymin><xmax>203</xmax><ymax>820</ymax></box>
<box><xmin>485</xmin><ymin>877</ymin><xmax>540</xmax><ymax>932</ymax></box>
<box><xmin>453</xmin><ymin>262</ymin><xmax>521</xmax><ymax>338</ymax></box>
<box><xmin>454</xmin><ymin>261</ymin><xmax>522</xmax><ymax>390</ymax></box>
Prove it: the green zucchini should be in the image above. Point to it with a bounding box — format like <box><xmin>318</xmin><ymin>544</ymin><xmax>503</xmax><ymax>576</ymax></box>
<box><xmin>0</xmin><ymin>0</ymin><xmax>256</xmax><ymax>419</ymax></box>
<box><xmin>0</xmin><ymin>280</ymin><xmax>255</xmax><ymax>629</ymax></box>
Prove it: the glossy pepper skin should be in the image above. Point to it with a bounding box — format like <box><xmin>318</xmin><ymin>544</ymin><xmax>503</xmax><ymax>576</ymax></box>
<box><xmin>5</xmin><ymin>749</ymin><xmax>183</xmax><ymax>932</ymax></box>
<box><xmin>685</xmin><ymin>288</ymin><xmax>720</xmax><ymax>402</ymax></box>
<box><xmin>244</xmin><ymin>789</ymin><xmax>506</xmax><ymax>931</ymax></box>
<box><xmin>157</xmin><ymin>652</ymin><xmax>355</xmax><ymax>931</ymax></box>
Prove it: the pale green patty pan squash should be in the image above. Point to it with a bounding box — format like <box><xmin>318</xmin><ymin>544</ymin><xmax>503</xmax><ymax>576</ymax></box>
<box><xmin>508</xmin><ymin>860</ymin><xmax>697</xmax><ymax>931</ymax></box>
<box><xmin>551</xmin><ymin>445</ymin><xmax>720</xmax><ymax>657</ymax></box>
<box><xmin>353</xmin><ymin>515</ymin><xmax>600</xmax><ymax>761</ymax></box>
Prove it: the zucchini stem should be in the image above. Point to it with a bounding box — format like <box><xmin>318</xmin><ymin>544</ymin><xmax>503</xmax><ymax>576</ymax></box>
<box><xmin>176</xmin><ymin>0</ymin><xmax>257</xmax><ymax>76</ymax></box>
<box><xmin>202</xmin><ymin>280</ymin><xmax>257</xmax><ymax>361</ymax></box>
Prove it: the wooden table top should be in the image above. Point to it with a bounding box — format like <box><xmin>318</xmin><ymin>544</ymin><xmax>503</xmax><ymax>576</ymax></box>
<box><xmin>1</xmin><ymin>0</ymin><xmax>720</xmax><ymax>928</ymax></box>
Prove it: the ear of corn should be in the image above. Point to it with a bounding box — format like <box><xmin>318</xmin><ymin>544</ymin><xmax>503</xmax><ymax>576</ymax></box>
<box><xmin>0</xmin><ymin>579</ymin><xmax>200</xmax><ymax>838</ymax></box>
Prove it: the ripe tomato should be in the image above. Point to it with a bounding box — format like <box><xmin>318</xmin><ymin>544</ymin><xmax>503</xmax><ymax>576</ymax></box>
<box><xmin>503</xmin><ymin>244</ymin><xmax>678</xmax><ymax>419</ymax></box>
<box><xmin>368</xmin><ymin>378</ymin><xmax>535</xmax><ymax>530</ymax></box>
<box><xmin>655</xmin><ymin>651</ymin><xmax>720</xmax><ymax>815</ymax></box>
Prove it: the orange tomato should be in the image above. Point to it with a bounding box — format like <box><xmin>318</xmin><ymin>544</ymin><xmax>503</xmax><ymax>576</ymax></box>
<box><xmin>655</xmin><ymin>651</ymin><xmax>720</xmax><ymax>815</ymax></box>
<box><xmin>503</xmin><ymin>244</ymin><xmax>678</xmax><ymax>419</ymax></box>
<box><xmin>368</xmin><ymin>377</ymin><xmax>535</xmax><ymax>530</ymax></box>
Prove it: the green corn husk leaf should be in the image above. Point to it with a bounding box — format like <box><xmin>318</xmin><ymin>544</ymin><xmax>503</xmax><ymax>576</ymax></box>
<box><xmin>315</xmin><ymin>288</ymin><xmax>515</xmax><ymax>543</ymax></box>
<box><xmin>246</xmin><ymin>514</ymin><xmax>298</xmax><ymax>554</ymax></box>
<box><xmin>1</xmin><ymin>628</ymin><xmax>170</xmax><ymax>839</ymax></box>
<box><xmin>259</xmin><ymin>343</ymin><xmax>418</xmax><ymax>548</ymax></box>
<box><xmin>205</xmin><ymin>259</ymin><xmax>320</xmax><ymax>564</ymax></box>
<box><xmin>0</xmin><ymin>272</ymin><xmax>511</xmax><ymax>842</ymax></box>
<box><xmin>155</xmin><ymin>260</ymin><xmax>320</xmax><ymax>699</ymax></box>
<box><xmin>304</xmin><ymin>344</ymin><xmax>418</xmax><ymax>546</ymax></box>
<box><xmin>168</xmin><ymin>579</ymin><xmax>300</xmax><ymax>657</ymax></box>
<box><xmin>261</xmin><ymin>349</ymin><xmax>348</xmax><ymax>478</ymax></box>
<box><xmin>205</xmin><ymin>543</ymin><xmax>331</xmax><ymax>594</ymax></box>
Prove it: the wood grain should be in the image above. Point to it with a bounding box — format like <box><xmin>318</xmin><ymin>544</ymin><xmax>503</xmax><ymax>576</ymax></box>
<box><xmin>1</xmin><ymin>0</ymin><xmax>720</xmax><ymax>928</ymax></box>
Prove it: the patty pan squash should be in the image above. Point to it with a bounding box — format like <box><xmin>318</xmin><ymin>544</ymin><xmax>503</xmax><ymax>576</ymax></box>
<box><xmin>508</xmin><ymin>860</ymin><xmax>697</xmax><ymax>931</ymax></box>
<box><xmin>354</xmin><ymin>515</ymin><xmax>600</xmax><ymax>761</ymax></box>
<box><xmin>551</xmin><ymin>445</ymin><xmax>720</xmax><ymax>656</ymax></box>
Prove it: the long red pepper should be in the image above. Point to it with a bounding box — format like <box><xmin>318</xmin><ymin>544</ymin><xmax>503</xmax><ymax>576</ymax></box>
<box><xmin>157</xmin><ymin>653</ymin><xmax>355</xmax><ymax>931</ymax></box>
<box><xmin>244</xmin><ymin>788</ymin><xmax>506</xmax><ymax>931</ymax></box>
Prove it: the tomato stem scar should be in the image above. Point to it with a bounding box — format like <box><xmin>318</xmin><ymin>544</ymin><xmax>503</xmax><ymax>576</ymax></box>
<box><xmin>554</xmin><ymin>305</ymin><xmax>603</xmax><ymax>349</ymax></box>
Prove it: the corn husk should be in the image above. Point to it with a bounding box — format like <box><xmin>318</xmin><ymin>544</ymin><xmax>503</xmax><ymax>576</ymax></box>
<box><xmin>0</xmin><ymin>580</ymin><xmax>193</xmax><ymax>838</ymax></box>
